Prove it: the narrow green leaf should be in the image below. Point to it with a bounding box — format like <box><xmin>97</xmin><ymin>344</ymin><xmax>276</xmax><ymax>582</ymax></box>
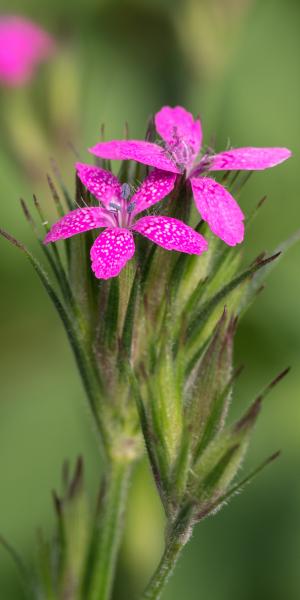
<box><xmin>186</xmin><ymin>252</ymin><xmax>281</xmax><ymax>348</ymax></box>
<box><xmin>36</xmin><ymin>530</ymin><xmax>56</xmax><ymax>599</ymax></box>
<box><xmin>47</xmin><ymin>173</ymin><xmax>65</xmax><ymax>217</ymax></box>
<box><xmin>0</xmin><ymin>229</ymin><xmax>107</xmax><ymax>443</ymax></box>
<box><xmin>0</xmin><ymin>535</ymin><xmax>33</xmax><ymax>600</ymax></box>
<box><xmin>231</xmin><ymin>170</ymin><xmax>253</xmax><ymax>195</ymax></box>
<box><xmin>50</xmin><ymin>158</ymin><xmax>74</xmax><ymax>210</ymax></box>
<box><xmin>245</xmin><ymin>195</ymin><xmax>267</xmax><ymax>228</ymax></box>
<box><xmin>198</xmin><ymin>451</ymin><xmax>281</xmax><ymax>521</ymax></box>
<box><xmin>20</xmin><ymin>198</ymin><xmax>74</xmax><ymax>307</ymax></box>
<box><xmin>239</xmin><ymin>229</ymin><xmax>300</xmax><ymax>315</ymax></box>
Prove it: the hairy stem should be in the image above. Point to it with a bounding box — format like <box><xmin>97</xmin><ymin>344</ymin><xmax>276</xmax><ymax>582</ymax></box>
<box><xmin>85</xmin><ymin>460</ymin><xmax>132</xmax><ymax>600</ymax></box>
<box><xmin>140</xmin><ymin>534</ymin><xmax>187</xmax><ymax>600</ymax></box>
<box><xmin>141</xmin><ymin>503</ymin><xmax>194</xmax><ymax>600</ymax></box>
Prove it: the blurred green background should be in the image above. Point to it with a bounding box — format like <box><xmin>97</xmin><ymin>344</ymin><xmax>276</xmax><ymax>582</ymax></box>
<box><xmin>0</xmin><ymin>0</ymin><xmax>299</xmax><ymax>598</ymax></box>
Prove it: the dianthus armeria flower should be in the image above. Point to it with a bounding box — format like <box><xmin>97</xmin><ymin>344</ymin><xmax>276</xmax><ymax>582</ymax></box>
<box><xmin>0</xmin><ymin>15</ymin><xmax>54</xmax><ymax>86</ymax></box>
<box><xmin>90</xmin><ymin>106</ymin><xmax>291</xmax><ymax>246</ymax></box>
<box><xmin>44</xmin><ymin>164</ymin><xmax>208</xmax><ymax>279</ymax></box>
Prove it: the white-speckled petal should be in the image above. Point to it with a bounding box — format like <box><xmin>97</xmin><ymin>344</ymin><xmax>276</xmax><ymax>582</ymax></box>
<box><xmin>133</xmin><ymin>216</ymin><xmax>208</xmax><ymax>254</ymax></box>
<box><xmin>89</xmin><ymin>140</ymin><xmax>180</xmax><ymax>173</ymax></box>
<box><xmin>90</xmin><ymin>228</ymin><xmax>135</xmax><ymax>279</ymax></box>
<box><xmin>190</xmin><ymin>177</ymin><xmax>244</xmax><ymax>246</ymax></box>
<box><xmin>209</xmin><ymin>147</ymin><xmax>291</xmax><ymax>171</ymax></box>
<box><xmin>44</xmin><ymin>207</ymin><xmax>107</xmax><ymax>243</ymax></box>
<box><xmin>76</xmin><ymin>162</ymin><xmax>122</xmax><ymax>206</ymax></box>
<box><xmin>131</xmin><ymin>169</ymin><xmax>177</xmax><ymax>216</ymax></box>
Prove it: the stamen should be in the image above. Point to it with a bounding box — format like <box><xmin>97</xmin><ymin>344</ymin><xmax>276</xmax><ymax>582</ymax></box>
<box><xmin>109</xmin><ymin>200</ymin><xmax>121</xmax><ymax>212</ymax></box>
<box><xmin>127</xmin><ymin>201</ymin><xmax>136</xmax><ymax>214</ymax></box>
<box><xmin>161</xmin><ymin>127</ymin><xmax>193</xmax><ymax>172</ymax></box>
<box><xmin>121</xmin><ymin>183</ymin><xmax>131</xmax><ymax>200</ymax></box>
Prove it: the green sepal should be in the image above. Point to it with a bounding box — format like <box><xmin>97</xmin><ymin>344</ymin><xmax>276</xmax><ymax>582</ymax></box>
<box><xmin>185</xmin><ymin>312</ymin><xmax>235</xmax><ymax>458</ymax></box>
<box><xmin>130</xmin><ymin>372</ymin><xmax>165</xmax><ymax>502</ymax></box>
<box><xmin>190</xmin><ymin>396</ymin><xmax>261</xmax><ymax>505</ymax></box>
<box><xmin>193</xmin><ymin>363</ymin><xmax>243</xmax><ymax>463</ymax></box>
<box><xmin>104</xmin><ymin>277</ymin><xmax>119</xmax><ymax>350</ymax></box>
<box><xmin>119</xmin><ymin>269</ymin><xmax>140</xmax><ymax>367</ymax></box>
<box><xmin>151</xmin><ymin>338</ymin><xmax>183</xmax><ymax>469</ymax></box>
<box><xmin>68</xmin><ymin>232</ymin><xmax>97</xmax><ymax>334</ymax></box>
<box><xmin>169</xmin><ymin>432</ymin><xmax>192</xmax><ymax>510</ymax></box>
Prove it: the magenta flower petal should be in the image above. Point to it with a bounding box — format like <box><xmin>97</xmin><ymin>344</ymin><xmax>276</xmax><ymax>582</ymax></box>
<box><xmin>131</xmin><ymin>169</ymin><xmax>177</xmax><ymax>216</ymax></box>
<box><xmin>44</xmin><ymin>207</ymin><xmax>107</xmax><ymax>244</ymax></box>
<box><xmin>155</xmin><ymin>105</ymin><xmax>202</xmax><ymax>167</ymax></box>
<box><xmin>209</xmin><ymin>147</ymin><xmax>292</xmax><ymax>171</ymax></box>
<box><xmin>90</xmin><ymin>228</ymin><xmax>135</xmax><ymax>279</ymax></box>
<box><xmin>76</xmin><ymin>162</ymin><xmax>122</xmax><ymax>207</ymax></box>
<box><xmin>133</xmin><ymin>216</ymin><xmax>208</xmax><ymax>255</ymax></box>
<box><xmin>89</xmin><ymin>140</ymin><xmax>180</xmax><ymax>174</ymax></box>
<box><xmin>190</xmin><ymin>177</ymin><xmax>244</xmax><ymax>246</ymax></box>
<box><xmin>0</xmin><ymin>16</ymin><xmax>54</xmax><ymax>86</ymax></box>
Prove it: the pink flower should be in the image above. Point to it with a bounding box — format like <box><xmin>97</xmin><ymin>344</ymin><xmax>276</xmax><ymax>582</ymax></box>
<box><xmin>0</xmin><ymin>15</ymin><xmax>54</xmax><ymax>86</ymax></box>
<box><xmin>44</xmin><ymin>164</ymin><xmax>208</xmax><ymax>279</ymax></box>
<box><xmin>90</xmin><ymin>106</ymin><xmax>291</xmax><ymax>247</ymax></box>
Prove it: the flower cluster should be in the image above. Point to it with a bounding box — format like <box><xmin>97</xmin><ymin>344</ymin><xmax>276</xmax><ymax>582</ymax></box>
<box><xmin>1</xmin><ymin>105</ymin><xmax>293</xmax><ymax>600</ymax></box>
<box><xmin>45</xmin><ymin>164</ymin><xmax>207</xmax><ymax>279</ymax></box>
<box><xmin>45</xmin><ymin>106</ymin><xmax>291</xmax><ymax>276</ymax></box>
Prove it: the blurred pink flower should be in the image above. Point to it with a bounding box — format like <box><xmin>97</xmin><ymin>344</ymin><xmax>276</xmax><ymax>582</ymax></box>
<box><xmin>0</xmin><ymin>15</ymin><xmax>54</xmax><ymax>86</ymax></box>
<box><xmin>44</xmin><ymin>163</ymin><xmax>208</xmax><ymax>279</ymax></box>
<box><xmin>90</xmin><ymin>106</ymin><xmax>291</xmax><ymax>247</ymax></box>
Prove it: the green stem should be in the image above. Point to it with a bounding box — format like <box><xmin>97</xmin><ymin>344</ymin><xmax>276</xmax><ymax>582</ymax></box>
<box><xmin>140</xmin><ymin>535</ymin><xmax>186</xmax><ymax>600</ymax></box>
<box><xmin>86</xmin><ymin>460</ymin><xmax>132</xmax><ymax>600</ymax></box>
<box><xmin>141</xmin><ymin>505</ymin><xmax>193</xmax><ymax>600</ymax></box>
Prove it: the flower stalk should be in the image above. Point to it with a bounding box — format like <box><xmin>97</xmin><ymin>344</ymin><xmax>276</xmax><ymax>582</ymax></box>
<box><xmin>141</xmin><ymin>504</ymin><xmax>194</xmax><ymax>600</ymax></box>
<box><xmin>141</xmin><ymin>534</ymin><xmax>187</xmax><ymax>600</ymax></box>
<box><xmin>84</xmin><ymin>459</ymin><xmax>133</xmax><ymax>600</ymax></box>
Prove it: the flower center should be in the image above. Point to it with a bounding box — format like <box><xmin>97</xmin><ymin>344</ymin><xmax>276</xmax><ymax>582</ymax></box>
<box><xmin>107</xmin><ymin>183</ymin><xmax>136</xmax><ymax>228</ymax></box>
<box><xmin>162</xmin><ymin>128</ymin><xmax>195</xmax><ymax>172</ymax></box>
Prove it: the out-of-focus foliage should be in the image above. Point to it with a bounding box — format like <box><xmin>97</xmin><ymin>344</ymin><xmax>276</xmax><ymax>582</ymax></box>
<box><xmin>0</xmin><ymin>0</ymin><xmax>299</xmax><ymax>599</ymax></box>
